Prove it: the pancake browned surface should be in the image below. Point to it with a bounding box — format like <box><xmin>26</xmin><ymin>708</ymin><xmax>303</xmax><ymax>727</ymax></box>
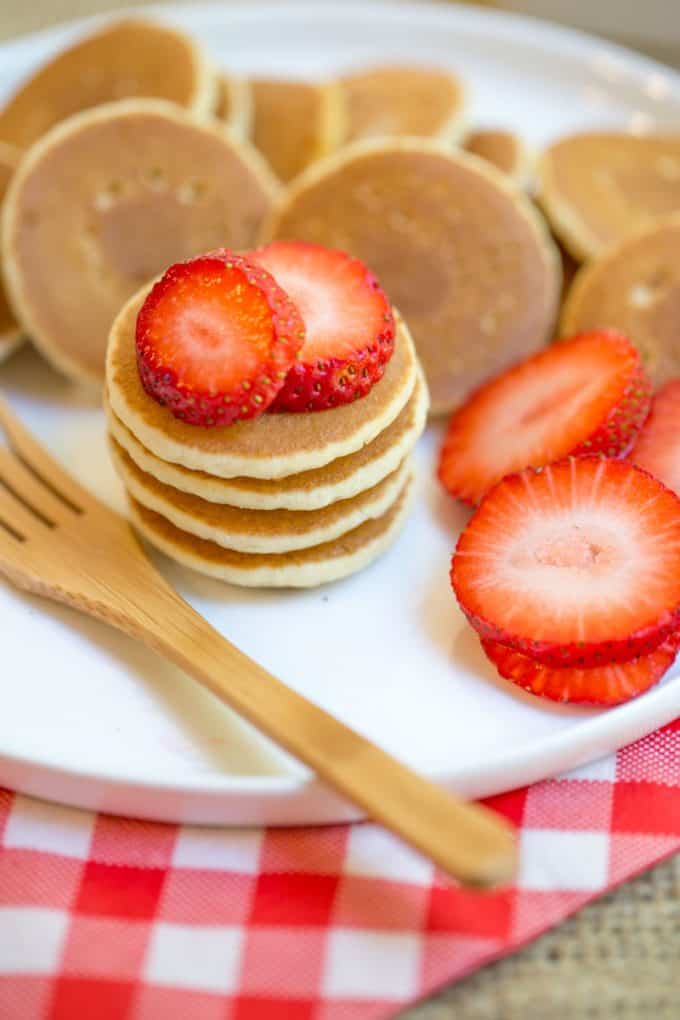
<box><xmin>111</xmin><ymin>438</ymin><xmax>409</xmax><ymax>553</ymax></box>
<box><xmin>106</xmin><ymin>370</ymin><xmax>428</xmax><ymax>510</ymax></box>
<box><xmin>556</xmin><ymin>237</ymin><xmax>579</xmax><ymax>305</ymax></box>
<box><xmin>0</xmin><ymin>19</ymin><xmax>217</xmax><ymax>151</ymax></box>
<box><xmin>464</xmin><ymin>129</ymin><xmax>530</xmax><ymax>187</ymax></box>
<box><xmin>250</xmin><ymin>78</ymin><xmax>345</xmax><ymax>183</ymax></box>
<box><xmin>107</xmin><ymin>285</ymin><xmax>418</xmax><ymax>478</ymax></box>
<box><xmin>129</xmin><ymin>473</ymin><xmax>414</xmax><ymax>587</ymax></box>
<box><xmin>538</xmin><ymin>132</ymin><xmax>680</xmax><ymax>261</ymax></box>
<box><xmin>1</xmin><ymin>99</ymin><xmax>279</xmax><ymax>386</ymax></box>
<box><xmin>340</xmin><ymin>65</ymin><xmax>465</xmax><ymax>143</ymax></box>
<box><xmin>214</xmin><ymin>74</ymin><xmax>252</xmax><ymax>140</ymax></box>
<box><xmin>264</xmin><ymin>138</ymin><xmax>561</xmax><ymax>415</ymax></box>
<box><xmin>561</xmin><ymin>215</ymin><xmax>680</xmax><ymax>385</ymax></box>
<box><xmin>0</xmin><ymin>142</ymin><xmax>21</xmax><ymax>363</ymax></box>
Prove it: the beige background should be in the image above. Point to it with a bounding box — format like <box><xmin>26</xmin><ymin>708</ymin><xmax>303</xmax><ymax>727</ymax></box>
<box><xmin>1</xmin><ymin>2</ymin><xmax>679</xmax><ymax>1017</ymax></box>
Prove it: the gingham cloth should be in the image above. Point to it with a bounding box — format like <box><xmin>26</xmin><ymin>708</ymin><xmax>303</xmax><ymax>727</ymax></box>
<box><xmin>2</xmin><ymin>718</ymin><xmax>680</xmax><ymax>1020</ymax></box>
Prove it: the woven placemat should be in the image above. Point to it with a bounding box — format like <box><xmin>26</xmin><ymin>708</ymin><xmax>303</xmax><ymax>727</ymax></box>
<box><xmin>2</xmin><ymin>3</ymin><xmax>679</xmax><ymax>1018</ymax></box>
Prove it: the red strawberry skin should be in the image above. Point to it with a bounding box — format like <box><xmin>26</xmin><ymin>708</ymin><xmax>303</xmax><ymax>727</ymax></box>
<box><xmin>439</xmin><ymin>330</ymin><xmax>652</xmax><ymax>506</ymax></box>
<box><xmin>628</xmin><ymin>380</ymin><xmax>680</xmax><ymax>497</ymax></box>
<box><xmin>451</xmin><ymin>457</ymin><xmax>680</xmax><ymax>667</ymax></box>
<box><xmin>250</xmin><ymin>242</ymin><xmax>395</xmax><ymax>412</ymax></box>
<box><xmin>136</xmin><ymin>251</ymin><xmax>304</xmax><ymax>427</ymax></box>
<box><xmin>481</xmin><ymin>631</ymin><xmax>680</xmax><ymax>706</ymax></box>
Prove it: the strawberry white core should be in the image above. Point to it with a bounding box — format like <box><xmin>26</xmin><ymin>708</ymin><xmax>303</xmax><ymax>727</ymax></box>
<box><xmin>453</xmin><ymin>458</ymin><xmax>680</xmax><ymax>647</ymax></box>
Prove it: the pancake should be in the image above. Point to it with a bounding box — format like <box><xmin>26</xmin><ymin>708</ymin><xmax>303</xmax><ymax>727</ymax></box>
<box><xmin>560</xmin><ymin>214</ymin><xmax>680</xmax><ymax>385</ymax></box>
<box><xmin>340</xmin><ymin>65</ymin><xmax>465</xmax><ymax>144</ymax></box>
<box><xmin>250</xmin><ymin>78</ymin><xmax>345</xmax><ymax>183</ymax></box>
<box><xmin>111</xmin><ymin>438</ymin><xmax>409</xmax><ymax>553</ymax></box>
<box><xmin>1</xmin><ymin>99</ymin><xmax>279</xmax><ymax>386</ymax></box>
<box><xmin>107</xmin><ymin>285</ymin><xmax>418</xmax><ymax>479</ymax></box>
<box><xmin>464</xmin><ymin>129</ymin><xmax>531</xmax><ymax>187</ymax></box>
<box><xmin>557</xmin><ymin>237</ymin><xmax>579</xmax><ymax>305</ymax></box>
<box><xmin>538</xmin><ymin>132</ymin><xmax>680</xmax><ymax>261</ymax></box>
<box><xmin>0</xmin><ymin>142</ymin><xmax>21</xmax><ymax>363</ymax></box>
<box><xmin>128</xmin><ymin>472</ymin><xmax>414</xmax><ymax>587</ymax></box>
<box><xmin>263</xmin><ymin>138</ymin><xmax>561</xmax><ymax>415</ymax></box>
<box><xmin>106</xmin><ymin>370</ymin><xmax>428</xmax><ymax>510</ymax></box>
<box><xmin>532</xmin><ymin>196</ymin><xmax>579</xmax><ymax>307</ymax></box>
<box><xmin>214</xmin><ymin>74</ymin><xmax>253</xmax><ymax>140</ymax></box>
<box><xmin>0</xmin><ymin>18</ymin><xmax>217</xmax><ymax>151</ymax></box>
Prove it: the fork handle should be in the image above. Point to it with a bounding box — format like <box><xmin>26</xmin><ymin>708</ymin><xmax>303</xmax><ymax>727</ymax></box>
<box><xmin>118</xmin><ymin>580</ymin><xmax>516</xmax><ymax>887</ymax></box>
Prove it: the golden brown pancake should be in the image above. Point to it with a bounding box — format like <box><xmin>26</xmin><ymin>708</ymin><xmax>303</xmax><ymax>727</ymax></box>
<box><xmin>129</xmin><ymin>473</ymin><xmax>414</xmax><ymax>587</ymax></box>
<box><xmin>263</xmin><ymin>138</ymin><xmax>561</xmax><ymax>415</ymax></box>
<box><xmin>340</xmin><ymin>65</ymin><xmax>465</xmax><ymax>143</ymax></box>
<box><xmin>214</xmin><ymin>74</ymin><xmax>252</xmax><ymax>140</ymax></box>
<box><xmin>111</xmin><ymin>438</ymin><xmax>409</xmax><ymax>553</ymax></box>
<box><xmin>106</xmin><ymin>285</ymin><xmax>418</xmax><ymax>478</ymax></box>
<box><xmin>0</xmin><ymin>142</ymin><xmax>21</xmax><ymax>363</ymax></box>
<box><xmin>0</xmin><ymin>18</ymin><xmax>217</xmax><ymax>151</ymax></box>
<box><xmin>464</xmin><ymin>129</ymin><xmax>530</xmax><ymax>186</ymax></box>
<box><xmin>561</xmin><ymin>214</ymin><xmax>680</xmax><ymax>384</ymax></box>
<box><xmin>557</xmin><ymin>237</ymin><xmax>579</xmax><ymax>306</ymax></box>
<box><xmin>1</xmin><ymin>99</ymin><xmax>279</xmax><ymax>386</ymax></box>
<box><xmin>531</xmin><ymin>196</ymin><xmax>579</xmax><ymax>308</ymax></box>
<box><xmin>250</xmin><ymin>78</ymin><xmax>345</xmax><ymax>183</ymax></box>
<box><xmin>538</xmin><ymin>132</ymin><xmax>680</xmax><ymax>261</ymax></box>
<box><xmin>106</xmin><ymin>370</ymin><xmax>428</xmax><ymax>510</ymax></box>
<box><xmin>0</xmin><ymin>143</ymin><xmax>19</xmax><ymax>194</ymax></box>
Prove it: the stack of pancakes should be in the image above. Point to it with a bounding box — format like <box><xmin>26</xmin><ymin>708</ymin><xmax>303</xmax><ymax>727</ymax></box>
<box><xmin>105</xmin><ymin>286</ymin><xmax>428</xmax><ymax>588</ymax></box>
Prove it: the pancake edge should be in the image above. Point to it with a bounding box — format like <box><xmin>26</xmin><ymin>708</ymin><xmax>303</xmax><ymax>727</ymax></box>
<box><xmin>171</xmin><ymin>18</ymin><xmax>220</xmax><ymax>118</ymax></box>
<box><xmin>0</xmin><ymin>17</ymin><xmax>220</xmax><ymax>130</ymax></box>
<box><xmin>536</xmin><ymin>141</ymin><xmax>613</xmax><ymax>262</ymax></box>
<box><xmin>0</xmin><ymin>327</ymin><xmax>23</xmax><ymax>364</ymax></box>
<box><xmin>338</xmin><ymin>66</ymin><xmax>467</xmax><ymax>146</ymax></box>
<box><xmin>215</xmin><ymin>72</ymin><xmax>253</xmax><ymax>140</ymax></box>
<box><xmin>320</xmin><ymin>79</ymin><xmax>349</xmax><ymax>159</ymax></box>
<box><xmin>250</xmin><ymin>77</ymin><xmax>347</xmax><ymax>183</ymax></box>
<box><xmin>463</xmin><ymin>128</ymin><xmax>534</xmax><ymax>190</ymax></box>
<box><xmin>111</xmin><ymin>438</ymin><xmax>411</xmax><ymax>553</ymax></box>
<box><xmin>1</xmin><ymin>97</ymin><xmax>281</xmax><ymax>388</ymax></box>
<box><xmin>107</xmin><ymin>296</ymin><xmax>419</xmax><ymax>478</ymax></box>
<box><xmin>560</xmin><ymin>210</ymin><xmax>680</xmax><ymax>339</ymax></box>
<box><xmin>129</xmin><ymin>470</ymin><xmax>415</xmax><ymax>588</ymax></box>
<box><xmin>105</xmin><ymin>366</ymin><xmax>428</xmax><ymax>509</ymax></box>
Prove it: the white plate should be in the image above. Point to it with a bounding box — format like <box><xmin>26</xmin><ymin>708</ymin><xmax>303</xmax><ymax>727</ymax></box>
<box><xmin>2</xmin><ymin>2</ymin><xmax>680</xmax><ymax>827</ymax></box>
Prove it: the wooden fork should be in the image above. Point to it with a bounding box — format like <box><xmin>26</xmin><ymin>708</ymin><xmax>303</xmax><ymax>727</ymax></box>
<box><xmin>0</xmin><ymin>395</ymin><xmax>516</xmax><ymax>887</ymax></box>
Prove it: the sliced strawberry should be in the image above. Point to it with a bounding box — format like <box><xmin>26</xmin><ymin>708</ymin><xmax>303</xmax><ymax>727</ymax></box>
<box><xmin>438</xmin><ymin>330</ymin><xmax>651</xmax><ymax>506</ymax></box>
<box><xmin>480</xmin><ymin>631</ymin><xmax>680</xmax><ymax>706</ymax></box>
<box><xmin>250</xmin><ymin>241</ymin><xmax>395</xmax><ymax>412</ymax></box>
<box><xmin>628</xmin><ymin>380</ymin><xmax>680</xmax><ymax>496</ymax></box>
<box><xmin>136</xmin><ymin>252</ymin><xmax>304</xmax><ymax>427</ymax></box>
<box><xmin>451</xmin><ymin>457</ymin><xmax>680</xmax><ymax>667</ymax></box>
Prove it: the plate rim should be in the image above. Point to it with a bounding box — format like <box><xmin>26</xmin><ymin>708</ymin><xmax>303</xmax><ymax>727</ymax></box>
<box><xmin>2</xmin><ymin>0</ymin><xmax>680</xmax><ymax>823</ymax></box>
<box><xmin>2</xmin><ymin>0</ymin><xmax>680</xmax><ymax>89</ymax></box>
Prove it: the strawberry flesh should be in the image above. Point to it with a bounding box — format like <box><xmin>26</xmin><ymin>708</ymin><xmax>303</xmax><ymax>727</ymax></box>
<box><xmin>136</xmin><ymin>252</ymin><xmax>304</xmax><ymax>427</ymax></box>
<box><xmin>451</xmin><ymin>457</ymin><xmax>680</xmax><ymax>667</ymax></box>
<box><xmin>250</xmin><ymin>241</ymin><xmax>395</xmax><ymax>412</ymax></box>
<box><xmin>481</xmin><ymin>631</ymin><xmax>680</xmax><ymax>706</ymax></box>
<box><xmin>628</xmin><ymin>380</ymin><xmax>680</xmax><ymax>496</ymax></box>
<box><xmin>439</xmin><ymin>330</ymin><xmax>652</xmax><ymax>505</ymax></box>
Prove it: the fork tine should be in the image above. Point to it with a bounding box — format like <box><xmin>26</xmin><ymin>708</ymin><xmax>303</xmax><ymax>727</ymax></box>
<box><xmin>0</xmin><ymin>448</ymin><xmax>75</xmax><ymax>525</ymax></box>
<box><xmin>0</xmin><ymin>483</ymin><xmax>45</xmax><ymax>538</ymax></box>
<box><xmin>0</xmin><ymin>396</ymin><xmax>91</xmax><ymax>512</ymax></box>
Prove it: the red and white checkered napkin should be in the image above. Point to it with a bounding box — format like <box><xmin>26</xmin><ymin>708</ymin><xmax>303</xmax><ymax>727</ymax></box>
<box><xmin>2</xmin><ymin>719</ymin><xmax>680</xmax><ymax>1020</ymax></box>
